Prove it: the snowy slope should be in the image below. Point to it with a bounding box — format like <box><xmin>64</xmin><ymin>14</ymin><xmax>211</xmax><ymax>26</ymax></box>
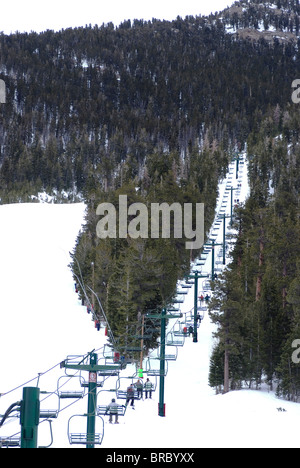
<box><xmin>1</xmin><ymin>157</ymin><xmax>300</xmax><ymax>449</ymax></box>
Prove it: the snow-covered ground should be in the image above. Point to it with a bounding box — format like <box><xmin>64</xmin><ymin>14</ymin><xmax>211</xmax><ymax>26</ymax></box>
<box><xmin>1</xmin><ymin>154</ymin><xmax>300</xmax><ymax>449</ymax></box>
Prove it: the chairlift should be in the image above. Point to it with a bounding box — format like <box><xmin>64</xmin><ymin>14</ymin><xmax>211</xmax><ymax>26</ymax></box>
<box><xmin>97</xmin><ymin>404</ymin><xmax>127</xmax><ymax>417</ymax></box>
<box><xmin>172</xmin><ymin>298</ymin><xmax>184</xmax><ymax>304</ymax></box>
<box><xmin>102</xmin><ymin>344</ymin><xmax>115</xmax><ymax>360</ymax></box>
<box><xmin>145</xmin><ymin>358</ymin><xmax>168</xmax><ymax>377</ymax></box>
<box><xmin>124</xmin><ymin>346</ymin><xmax>143</xmax><ymax>353</ymax></box>
<box><xmin>39</xmin><ymin>390</ymin><xmax>60</xmax><ymax>420</ymax></box>
<box><xmin>0</xmin><ymin>437</ymin><xmax>20</xmax><ymax>448</ymax></box>
<box><xmin>40</xmin><ymin>409</ymin><xmax>59</xmax><ymax>419</ymax></box>
<box><xmin>59</xmin><ymin>391</ymin><xmax>84</xmax><ymax>399</ymax></box>
<box><xmin>166</xmin><ymin>309</ymin><xmax>183</xmax><ymax>318</ymax></box>
<box><xmin>202</xmin><ymin>280</ymin><xmax>211</xmax><ymax>291</ymax></box>
<box><xmin>173</xmin><ymin>323</ymin><xmax>188</xmax><ymax>337</ymax></box>
<box><xmin>156</xmin><ymin>344</ymin><xmax>178</xmax><ymax>361</ymax></box>
<box><xmin>185</xmin><ymin>279</ymin><xmax>194</xmax><ymax>285</ymax></box>
<box><xmin>97</xmin><ymin>360</ymin><xmax>120</xmax><ymax>377</ymax></box>
<box><xmin>166</xmin><ymin>332</ymin><xmax>185</xmax><ymax>347</ymax></box>
<box><xmin>67</xmin><ymin>414</ymin><xmax>104</xmax><ymax>446</ymax></box>
<box><xmin>181</xmin><ymin>283</ymin><xmax>192</xmax><ymax>289</ymax></box>
<box><xmin>38</xmin><ymin>420</ymin><xmax>54</xmax><ymax>449</ymax></box>
<box><xmin>165</xmin><ymin>346</ymin><xmax>178</xmax><ymax>361</ymax></box>
<box><xmin>115</xmin><ymin>375</ymin><xmax>142</xmax><ymax>400</ymax></box>
<box><xmin>62</xmin><ymin>355</ymin><xmax>85</xmax><ymax>377</ymax></box>
<box><xmin>57</xmin><ymin>375</ymin><xmax>85</xmax><ymax>400</ymax></box>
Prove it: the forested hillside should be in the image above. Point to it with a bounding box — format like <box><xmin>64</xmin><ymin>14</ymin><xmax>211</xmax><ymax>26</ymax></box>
<box><xmin>209</xmin><ymin>105</ymin><xmax>300</xmax><ymax>400</ymax></box>
<box><xmin>1</xmin><ymin>1</ymin><xmax>300</xmax><ymax>396</ymax></box>
<box><xmin>0</xmin><ymin>0</ymin><xmax>298</xmax><ymax>202</ymax></box>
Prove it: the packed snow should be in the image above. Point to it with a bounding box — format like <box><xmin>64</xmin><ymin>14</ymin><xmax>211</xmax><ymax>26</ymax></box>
<box><xmin>1</xmin><ymin>154</ymin><xmax>300</xmax><ymax>449</ymax></box>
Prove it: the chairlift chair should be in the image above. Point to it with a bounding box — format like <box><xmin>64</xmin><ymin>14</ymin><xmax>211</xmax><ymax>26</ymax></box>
<box><xmin>172</xmin><ymin>298</ymin><xmax>184</xmax><ymax>304</ymax></box>
<box><xmin>166</xmin><ymin>332</ymin><xmax>185</xmax><ymax>347</ymax></box>
<box><xmin>166</xmin><ymin>309</ymin><xmax>183</xmax><ymax>318</ymax></box>
<box><xmin>39</xmin><ymin>390</ymin><xmax>60</xmax><ymax>419</ymax></box>
<box><xmin>57</xmin><ymin>375</ymin><xmax>86</xmax><ymax>400</ymax></box>
<box><xmin>185</xmin><ymin>279</ymin><xmax>194</xmax><ymax>285</ymax></box>
<box><xmin>115</xmin><ymin>375</ymin><xmax>141</xmax><ymax>401</ymax></box>
<box><xmin>59</xmin><ymin>391</ymin><xmax>84</xmax><ymax>399</ymax></box>
<box><xmin>97</xmin><ymin>404</ymin><xmax>126</xmax><ymax>417</ymax></box>
<box><xmin>67</xmin><ymin>414</ymin><xmax>104</xmax><ymax>447</ymax></box>
<box><xmin>176</xmin><ymin>290</ymin><xmax>188</xmax><ymax>295</ymax></box>
<box><xmin>202</xmin><ymin>280</ymin><xmax>211</xmax><ymax>291</ymax></box>
<box><xmin>39</xmin><ymin>409</ymin><xmax>59</xmax><ymax>419</ymax></box>
<box><xmin>156</xmin><ymin>344</ymin><xmax>178</xmax><ymax>361</ymax></box>
<box><xmin>145</xmin><ymin>358</ymin><xmax>168</xmax><ymax>377</ymax></box>
<box><xmin>0</xmin><ymin>437</ymin><xmax>21</xmax><ymax>448</ymax></box>
<box><xmin>103</xmin><ymin>344</ymin><xmax>114</xmax><ymax>359</ymax></box>
<box><xmin>173</xmin><ymin>323</ymin><xmax>188</xmax><ymax>337</ymax></box>
<box><xmin>181</xmin><ymin>283</ymin><xmax>192</xmax><ymax>289</ymax></box>
<box><xmin>165</xmin><ymin>347</ymin><xmax>178</xmax><ymax>361</ymax></box>
<box><xmin>62</xmin><ymin>355</ymin><xmax>86</xmax><ymax>377</ymax></box>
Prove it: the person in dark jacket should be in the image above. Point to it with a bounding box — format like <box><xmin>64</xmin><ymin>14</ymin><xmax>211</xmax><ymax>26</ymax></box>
<box><xmin>126</xmin><ymin>384</ymin><xmax>135</xmax><ymax>408</ymax></box>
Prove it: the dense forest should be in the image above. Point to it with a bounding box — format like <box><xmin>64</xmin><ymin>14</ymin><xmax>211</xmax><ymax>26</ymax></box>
<box><xmin>1</xmin><ymin>0</ymin><xmax>300</xmax><ymax>397</ymax></box>
<box><xmin>209</xmin><ymin>104</ymin><xmax>300</xmax><ymax>400</ymax></box>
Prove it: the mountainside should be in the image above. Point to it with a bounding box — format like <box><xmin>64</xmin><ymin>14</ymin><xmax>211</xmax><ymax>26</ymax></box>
<box><xmin>1</xmin><ymin>1</ymin><xmax>300</xmax><ymax>402</ymax></box>
<box><xmin>222</xmin><ymin>0</ymin><xmax>300</xmax><ymax>43</ymax></box>
<box><xmin>0</xmin><ymin>0</ymin><xmax>298</xmax><ymax>202</ymax></box>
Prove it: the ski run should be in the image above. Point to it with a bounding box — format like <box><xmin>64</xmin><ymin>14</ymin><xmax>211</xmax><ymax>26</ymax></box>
<box><xmin>1</xmin><ymin>153</ymin><xmax>300</xmax><ymax>449</ymax></box>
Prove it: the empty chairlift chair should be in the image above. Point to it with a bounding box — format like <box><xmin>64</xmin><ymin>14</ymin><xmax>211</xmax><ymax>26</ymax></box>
<box><xmin>57</xmin><ymin>375</ymin><xmax>85</xmax><ymax>400</ymax></box>
<box><xmin>161</xmin><ymin>345</ymin><xmax>178</xmax><ymax>361</ymax></box>
<box><xmin>202</xmin><ymin>280</ymin><xmax>211</xmax><ymax>291</ymax></box>
<box><xmin>67</xmin><ymin>414</ymin><xmax>104</xmax><ymax>447</ymax></box>
<box><xmin>166</xmin><ymin>331</ymin><xmax>185</xmax><ymax>347</ymax></box>
<box><xmin>145</xmin><ymin>358</ymin><xmax>168</xmax><ymax>377</ymax></box>
<box><xmin>0</xmin><ymin>437</ymin><xmax>21</xmax><ymax>448</ymax></box>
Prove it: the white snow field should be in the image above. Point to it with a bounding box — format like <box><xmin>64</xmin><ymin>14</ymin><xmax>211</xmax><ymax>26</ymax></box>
<box><xmin>1</xmin><ymin>155</ymin><xmax>300</xmax><ymax>449</ymax></box>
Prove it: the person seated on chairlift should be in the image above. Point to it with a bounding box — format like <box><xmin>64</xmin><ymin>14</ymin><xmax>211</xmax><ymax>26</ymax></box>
<box><xmin>135</xmin><ymin>379</ymin><xmax>143</xmax><ymax>399</ymax></box>
<box><xmin>105</xmin><ymin>398</ymin><xmax>119</xmax><ymax>424</ymax></box>
<box><xmin>126</xmin><ymin>384</ymin><xmax>135</xmax><ymax>407</ymax></box>
<box><xmin>144</xmin><ymin>378</ymin><xmax>154</xmax><ymax>399</ymax></box>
